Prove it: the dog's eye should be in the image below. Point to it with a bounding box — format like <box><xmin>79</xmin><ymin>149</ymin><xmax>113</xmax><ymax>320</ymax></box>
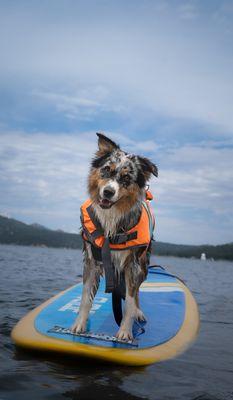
<box><xmin>100</xmin><ymin>166</ymin><xmax>111</xmax><ymax>178</ymax></box>
<box><xmin>120</xmin><ymin>174</ymin><xmax>131</xmax><ymax>187</ymax></box>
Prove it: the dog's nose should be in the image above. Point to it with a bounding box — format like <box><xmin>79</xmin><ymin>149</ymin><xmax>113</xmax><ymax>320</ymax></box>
<box><xmin>103</xmin><ymin>187</ymin><xmax>115</xmax><ymax>199</ymax></box>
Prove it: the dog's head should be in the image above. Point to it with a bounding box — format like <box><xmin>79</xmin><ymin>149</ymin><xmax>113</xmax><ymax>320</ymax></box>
<box><xmin>88</xmin><ymin>133</ymin><xmax>158</xmax><ymax>210</ymax></box>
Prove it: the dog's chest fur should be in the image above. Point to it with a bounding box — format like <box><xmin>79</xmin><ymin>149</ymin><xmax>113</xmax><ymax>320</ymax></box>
<box><xmin>93</xmin><ymin>202</ymin><xmax>141</xmax><ymax>237</ymax></box>
<box><xmin>92</xmin><ymin>202</ymin><xmax>141</xmax><ymax>271</ymax></box>
<box><xmin>93</xmin><ymin>204</ymin><xmax>124</xmax><ymax>237</ymax></box>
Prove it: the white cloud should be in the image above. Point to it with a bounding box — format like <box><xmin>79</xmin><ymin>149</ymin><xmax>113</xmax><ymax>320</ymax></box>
<box><xmin>0</xmin><ymin>2</ymin><xmax>232</xmax><ymax>243</ymax></box>
<box><xmin>33</xmin><ymin>86</ymin><xmax>129</xmax><ymax>121</ymax></box>
<box><xmin>0</xmin><ymin>131</ymin><xmax>95</xmax><ymax>231</ymax></box>
<box><xmin>152</xmin><ymin>143</ymin><xmax>233</xmax><ymax>210</ymax></box>
<box><xmin>149</xmin><ymin>141</ymin><xmax>233</xmax><ymax>243</ymax></box>
<box><xmin>0</xmin><ymin>130</ymin><xmax>232</xmax><ymax>244</ymax></box>
<box><xmin>0</xmin><ymin>2</ymin><xmax>232</xmax><ymax>133</ymax></box>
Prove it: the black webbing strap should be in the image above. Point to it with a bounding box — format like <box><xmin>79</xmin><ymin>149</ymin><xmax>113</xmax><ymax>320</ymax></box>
<box><xmin>86</xmin><ymin>204</ymin><xmax>102</xmax><ymax>231</ymax></box>
<box><xmin>112</xmin><ymin>272</ymin><xmax>126</xmax><ymax>326</ymax></box>
<box><xmin>110</xmin><ymin>231</ymin><xmax>137</xmax><ymax>244</ymax></box>
<box><xmin>91</xmin><ymin>244</ymin><xmax>102</xmax><ymax>262</ymax></box>
<box><xmin>102</xmin><ymin>237</ymin><xmax>115</xmax><ymax>293</ymax></box>
<box><xmin>85</xmin><ymin>204</ymin><xmax>115</xmax><ymax>293</ymax></box>
<box><xmin>112</xmin><ymin>289</ymin><xmax>123</xmax><ymax>326</ymax></box>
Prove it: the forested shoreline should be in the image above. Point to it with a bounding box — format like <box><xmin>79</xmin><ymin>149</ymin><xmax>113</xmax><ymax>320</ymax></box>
<box><xmin>0</xmin><ymin>215</ymin><xmax>232</xmax><ymax>261</ymax></box>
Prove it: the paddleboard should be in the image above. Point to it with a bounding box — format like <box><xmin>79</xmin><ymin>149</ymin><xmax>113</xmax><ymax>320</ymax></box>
<box><xmin>11</xmin><ymin>267</ymin><xmax>199</xmax><ymax>366</ymax></box>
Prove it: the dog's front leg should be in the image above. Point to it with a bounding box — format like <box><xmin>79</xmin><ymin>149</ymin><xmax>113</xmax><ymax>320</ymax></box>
<box><xmin>116</xmin><ymin>252</ymin><xmax>147</xmax><ymax>341</ymax></box>
<box><xmin>116</xmin><ymin>262</ymin><xmax>140</xmax><ymax>341</ymax></box>
<box><xmin>115</xmin><ymin>294</ymin><xmax>136</xmax><ymax>341</ymax></box>
<box><xmin>71</xmin><ymin>245</ymin><xmax>101</xmax><ymax>334</ymax></box>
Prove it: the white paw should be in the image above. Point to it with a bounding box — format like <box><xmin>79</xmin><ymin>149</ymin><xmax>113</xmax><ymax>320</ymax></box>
<box><xmin>116</xmin><ymin>327</ymin><xmax>133</xmax><ymax>341</ymax></box>
<box><xmin>71</xmin><ymin>319</ymin><xmax>87</xmax><ymax>334</ymax></box>
<box><xmin>135</xmin><ymin>308</ymin><xmax>147</xmax><ymax>322</ymax></box>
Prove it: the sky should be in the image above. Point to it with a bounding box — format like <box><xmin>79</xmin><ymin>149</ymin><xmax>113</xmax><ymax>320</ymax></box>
<box><xmin>0</xmin><ymin>0</ymin><xmax>233</xmax><ymax>245</ymax></box>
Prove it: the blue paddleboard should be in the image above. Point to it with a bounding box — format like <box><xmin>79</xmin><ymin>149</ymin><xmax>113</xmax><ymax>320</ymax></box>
<box><xmin>11</xmin><ymin>267</ymin><xmax>199</xmax><ymax>366</ymax></box>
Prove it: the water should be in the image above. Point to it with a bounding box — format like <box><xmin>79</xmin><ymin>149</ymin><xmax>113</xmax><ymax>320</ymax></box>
<box><xmin>0</xmin><ymin>244</ymin><xmax>232</xmax><ymax>400</ymax></box>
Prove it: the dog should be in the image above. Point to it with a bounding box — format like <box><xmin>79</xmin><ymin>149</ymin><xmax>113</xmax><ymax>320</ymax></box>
<box><xmin>71</xmin><ymin>133</ymin><xmax>158</xmax><ymax>340</ymax></box>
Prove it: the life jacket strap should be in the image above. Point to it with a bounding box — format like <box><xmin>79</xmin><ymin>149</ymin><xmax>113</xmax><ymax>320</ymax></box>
<box><xmin>102</xmin><ymin>237</ymin><xmax>115</xmax><ymax>293</ymax></box>
<box><xmin>81</xmin><ymin>205</ymin><xmax>115</xmax><ymax>292</ymax></box>
<box><xmin>110</xmin><ymin>231</ymin><xmax>137</xmax><ymax>244</ymax></box>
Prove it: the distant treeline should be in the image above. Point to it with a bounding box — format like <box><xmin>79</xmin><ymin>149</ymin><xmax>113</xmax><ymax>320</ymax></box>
<box><xmin>0</xmin><ymin>215</ymin><xmax>82</xmax><ymax>249</ymax></box>
<box><xmin>0</xmin><ymin>215</ymin><xmax>232</xmax><ymax>261</ymax></box>
<box><xmin>151</xmin><ymin>241</ymin><xmax>233</xmax><ymax>261</ymax></box>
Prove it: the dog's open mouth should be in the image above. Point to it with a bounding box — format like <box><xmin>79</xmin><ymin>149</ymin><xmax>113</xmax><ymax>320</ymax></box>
<box><xmin>99</xmin><ymin>198</ymin><xmax>114</xmax><ymax>209</ymax></box>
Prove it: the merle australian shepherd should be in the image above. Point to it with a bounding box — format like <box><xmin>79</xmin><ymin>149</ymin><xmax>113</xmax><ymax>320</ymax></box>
<box><xmin>71</xmin><ymin>133</ymin><xmax>158</xmax><ymax>340</ymax></box>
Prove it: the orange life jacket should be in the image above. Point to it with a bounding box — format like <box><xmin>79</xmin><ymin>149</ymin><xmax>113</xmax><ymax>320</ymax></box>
<box><xmin>80</xmin><ymin>191</ymin><xmax>155</xmax><ymax>292</ymax></box>
<box><xmin>81</xmin><ymin>191</ymin><xmax>155</xmax><ymax>250</ymax></box>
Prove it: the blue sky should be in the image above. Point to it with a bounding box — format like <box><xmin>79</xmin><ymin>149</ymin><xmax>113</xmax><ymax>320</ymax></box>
<box><xmin>0</xmin><ymin>0</ymin><xmax>233</xmax><ymax>245</ymax></box>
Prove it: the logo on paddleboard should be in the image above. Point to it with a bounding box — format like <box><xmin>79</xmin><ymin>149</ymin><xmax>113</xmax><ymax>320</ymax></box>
<box><xmin>58</xmin><ymin>296</ymin><xmax>108</xmax><ymax>314</ymax></box>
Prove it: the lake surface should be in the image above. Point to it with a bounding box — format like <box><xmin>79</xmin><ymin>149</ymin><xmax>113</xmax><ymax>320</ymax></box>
<box><xmin>0</xmin><ymin>244</ymin><xmax>232</xmax><ymax>400</ymax></box>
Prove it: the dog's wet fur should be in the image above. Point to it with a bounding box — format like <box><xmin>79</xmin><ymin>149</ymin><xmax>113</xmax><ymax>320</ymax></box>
<box><xmin>71</xmin><ymin>133</ymin><xmax>158</xmax><ymax>340</ymax></box>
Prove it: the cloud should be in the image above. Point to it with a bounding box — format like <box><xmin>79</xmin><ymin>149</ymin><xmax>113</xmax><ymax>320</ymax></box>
<box><xmin>0</xmin><ymin>1</ymin><xmax>232</xmax><ymax>133</ymax></box>
<box><xmin>0</xmin><ymin>2</ymin><xmax>232</xmax><ymax>244</ymax></box>
<box><xmin>0</xmin><ymin>130</ymin><xmax>94</xmax><ymax>231</ymax></box>
<box><xmin>0</xmin><ymin>130</ymin><xmax>232</xmax><ymax>244</ymax></box>
<box><xmin>154</xmin><ymin>142</ymin><xmax>233</xmax><ymax>212</ymax></box>
<box><xmin>33</xmin><ymin>85</ymin><xmax>128</xmax><ymax>121</ymax></box>
<box><xmin>151</xmin><ymin>141</ymin><xmax>233</xmax><ymax>244</ymax></box>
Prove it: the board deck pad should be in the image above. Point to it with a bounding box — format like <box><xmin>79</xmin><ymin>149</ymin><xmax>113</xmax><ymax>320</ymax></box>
<box><xmin>12</xmin><ymin>267</ymin><xmax>199</xmax><ymax>366</ymax></box>
<box><xmin>35</xmin><ymin>270</ymin><xmax>184</xmax><ymax>348</ymax></box>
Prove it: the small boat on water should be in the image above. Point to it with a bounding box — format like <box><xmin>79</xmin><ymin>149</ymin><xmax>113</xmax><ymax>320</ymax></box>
<box><xmin>200</xmin><ymin>253</ymin><xmax>206</xmax><ymax>260</ymax></box>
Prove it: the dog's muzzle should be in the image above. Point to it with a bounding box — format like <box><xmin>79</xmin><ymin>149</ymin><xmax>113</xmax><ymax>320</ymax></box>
<box><xmin>99</xmin><ymin>186</ymin><xmax>116</xmax><ymax>209</ymax></box>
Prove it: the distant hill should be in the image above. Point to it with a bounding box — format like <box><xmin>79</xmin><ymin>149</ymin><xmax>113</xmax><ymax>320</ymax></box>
<box><xmin>0</xmin><ymin>215</ymin><xmax>82</xmax><ymax>249</ymax></box>
<box><xmin>30</xmin><ymin>223</ymin><xmax>50</xmax><ymax>230</ymax></box>
<box><xmin>0</xmin><ymin>215</ymin><xmax>232</xmax><ymax>260</ymax></box>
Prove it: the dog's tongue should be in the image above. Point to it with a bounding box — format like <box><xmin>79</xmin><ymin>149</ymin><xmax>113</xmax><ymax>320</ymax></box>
<box><xmin>100</xmin><ymin>198</ymin><xmax>112</xmax><ymax>208</ymax></box>
<box><xmin>102</xmin><ymin>199</ymin><xmax>110</xmax><ymax>205</ymax></box>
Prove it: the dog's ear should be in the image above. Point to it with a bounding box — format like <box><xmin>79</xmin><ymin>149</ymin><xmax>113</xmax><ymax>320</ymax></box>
<box><xmin>96</xmin><ymin>133</ymin><xmax>119</xmax><ymax>154</ymax></box>
<box><xmin>137</xmin><ymin>156</ymin><xmax>158</xmax><ymax>181</ymax></box>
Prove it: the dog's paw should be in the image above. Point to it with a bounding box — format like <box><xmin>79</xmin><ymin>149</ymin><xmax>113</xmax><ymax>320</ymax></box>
<box><xmin>71</xmin><ymin>319</ymin><xmax>87</xmax><ymax>334</ymax></box>
<box><xmin>116</xmin><ymin>327</ymin><xmax>133</xmax><ymax>341</ymax></box>
<box><xmin>135</xmin><ymin>308</ymin><xmax>147</xmax><ymax>322</ymax></box>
